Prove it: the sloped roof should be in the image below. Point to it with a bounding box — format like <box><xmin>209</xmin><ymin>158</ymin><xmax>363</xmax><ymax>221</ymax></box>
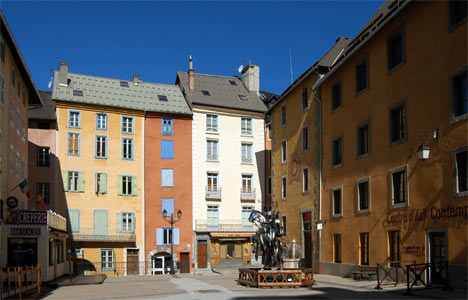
<box><xmin>52</xmin><ymin>71</ymin><xmax>192</xmax><ymax>115</ymax></box>
<box><xmin>28</xmin><ymin>90</ymin><xmax>55</xmax><ymax>120</ymax></box>
<box><xmin>177</xmin><ymin>72</ymin><xmax>267</xmax><ymax>113</ymax></box>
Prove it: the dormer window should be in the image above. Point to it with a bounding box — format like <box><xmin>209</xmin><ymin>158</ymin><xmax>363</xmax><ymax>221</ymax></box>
<box><xmin>158</xmin><ymin>95</ymin><xmax>168</xmax><ymax>101</ymax></box>
<box><xmin>201</xmin><ymin>90</ymin><xmax>211</xmax><ymax>96</ymax></box>
<box><xmin>239</xmin><ymin>95</ymin><xmax>248</xmax><ymax>101</ymax></box>
<box><xmin>120</xmin><ymin>81</ymin><xmax>129</xmax><ymax>87</ymax></box>
<box><xmin>73</xmin><ymin>90</ymin><xmax>83</xmax><ymax>96</ymax></box>
<box><xmin>229</xmin><ymin>80</ymin><xmax>237</xmax><ymax>86</ymax></box>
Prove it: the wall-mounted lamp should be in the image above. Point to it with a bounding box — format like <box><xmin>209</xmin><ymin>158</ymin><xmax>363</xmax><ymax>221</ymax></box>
<box><xmin>417</xmin><ymin>143</ymin><xmax>430</xmax><ymax>160</ymax></box>
<box><xmin>417</xmin><ymin>129</ymin><xmax>439</xmax><ymax>161</ymax></box>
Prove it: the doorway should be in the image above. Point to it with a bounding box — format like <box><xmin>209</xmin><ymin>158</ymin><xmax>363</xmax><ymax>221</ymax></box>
<box><xmin>8</xmin><ymin>238</ymin><xmax>38</xmax><ymax>267</ymax></box>
<box><xmin>302</xmin><ymin>211</ymin><xmax>313</xmax><ymax>268</ymax></box>
<box><xmin>197</xmin><ymin>240</ymin><xmax>207</xmax><ymax>268</ymax></box>
<box><xmin>428</xmin><ymin>231</ymin><xmax>448</xmax><ymax>284</ymax></box>
<box><xmin>180</xmin><ymin>252</ymin><xmax>190</xmax><ymax>273</ymax></box>
<box><xmin>127</xmin><ymin>249</ymin><xmax>139</xmax><ymax>275</ymax></box>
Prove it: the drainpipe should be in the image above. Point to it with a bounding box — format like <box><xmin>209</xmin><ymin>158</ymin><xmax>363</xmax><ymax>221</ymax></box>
<box><xmin>313</xmin><ymin>71</ymin><xmax>322</xmax><ymax>273</ymax></box>
<box><xmin>142</xmin><ymin>110</ymin><xmax>146</xmax><ymax>273</ymax></box>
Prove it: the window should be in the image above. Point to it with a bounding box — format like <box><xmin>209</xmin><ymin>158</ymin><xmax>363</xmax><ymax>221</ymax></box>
<box><xmin>156</xmin><ymin>227</ymin><xmax>178</xmax><ymax>245</ymax></box>
<box><xmin>95</xmin><ymin>173</ymin><xmax>107</xmax><ymax>194</ymax></box>
<box><xmin>454</xmin><ymin>148</ymin><xmax>468</xmax><ymax>196</ymax></box>
<box><xmin>282</xmin><ymin>216</ymin><xmax>287</xmax><ymax>234</ymax></box>
<box><xmin>206</xmin><ymin>139</ymin><xmax>219</xmax><ymax>161</ymax></box>
<box><xmin>95</xmin><ymin>135</ymin><xmax>108</xmax><ymax>158</ymax></box>
<box><xmin>239</xmin><ymin>95</ymin><xmax>248</xmax><ymax>101</ymax></box>
<box><xmin>281</xmin><ymin>106</ymin><xmax>286</xmax><ymax>126</ymax></box>
<box><xmin>391</xmin><ymin>167</ymin><xmax>407</xmax><ymax>206</ymax></box>
<box><xmin>121</xmin><ymin>116</ymin><xmax>134</xmax><ymax>134</ymax></box>
<box><xmin>36</xmin><ymin>183</ymin><xmax>50</xmax><ymax>204</ymax></box>
<box><xmin>162</xmin><ymin>118</ymin><xmax>173</xmax><ymax>136</ymax></box>
<box><xmin>67</xmin><ymin>171</ymin><xmax>80</xmax><ymax>192</ymax></box>
<box><xmin>302</xmin><ymin>126</ymin><xmax>309</xmax><ymax>151</ymax></box>
<box><xmin>452</xmin><ymin>69</ymin><xmax>467</xmax><ymax>120</ymax></box>
<box><xmin>96</xmin><ymin>113</ymin><xmax>107</xmax><ymax>130</ymax></box>
<box><xmin>161</xmin><ymin>169</ymin><xmax>174</xmax><ymax>187</ymax></box>
<box><xmin>357</xmin><ymin>123</ymin><xmax>369</xmax><ymax>157</ymax></box>
<box><xmin>302</xmin><ymin>87</ymin><xmax>308</xmax><ymax>110</ymax></box>
<box><xmin>120</xmin><ymin>212</ymin><xmax>135</xmax><ymax>232</ymax></box>
<box><xmin>207</xmin><ymin>205</ymin><xmax>219</xmax><ymax>227</ymax></box>
<box><xmin>332</xmin><ymin>136</ymin><xmax>342</xmax><ymax>167</ymax></box>
<box><xmin>101</xmin><ymin>249</ymin><xmax>114</xmax><ymax>271</ymax></box>
<box><xmin>357</xmin><ymin>179</ymin><xmax>370</xmax><ymax>211</ymax></box>
<box><xmin>241</xmin><ymin>143</ymin><xmax>253</xmax><ymax>164</ymax></box>
<box><xmin>162</xmin><ymin>228</ymin><xmax>174</xmax><ymax>245</ymax></box>
<box><xmin>73</xmin><ymin>90</ymin><xmax>83</xmax><ymax>96</ymax></box>
<box><xmin>207</xmin><ymin>173</ymin><xmax>219</xmax><ymax>192</ymax></box>
<box><xmin>120</xmin><ymin>81</ymin><xmax>129</xmax><ymax>87</ymax></box>
<box><xmin>303</xmin><ymin>168</ymin><xmax>309</xmax><ymax>193</ymax></box>
<box><xmin>158</xmin><ymin>95</ymin><xmax>168</xmax><ymax>101</ymax></box>
<box><xmin>122</xmin><ymin>138</ymin><xmax>134</xmax><ymax>160</ymax></box>
<box><xmin>229</xmin><ymin>80</ymin><xmax>237</xmax><ymax>86</ymax></box>
<box><xmin>242</xmin><ymin>174</ymin><xmax>253</xmax><ymax>193</ymax></box>
<box><xmin>355</xmin><ymin>59</ymin><xmax>368</xmax><ymax>94</ymax></box>
<box><xmin>0</xmin><ymin>72</ymin><xmax>4</xmax><ymax>104</ymax></box>
<box><xmin>37</xmin><ymin>147</ymin><xmax>50</xmax><ymax>167</ymax></box>
<box><xmin>201</xmin><ymin>90</ymin><xmax>211</xmax><ymax>96</ymax></box>
<box><xmin>161</xmin><ymin>140</ymin><xmax>174</xmax><ymax>159</ymax></box>
<box><xmin>334</xmin><ymin>234</ymin><xmax>341</xmax><ymax>263</ymax></box>
<box><xmin>332</xmin><ymin>187</ymin><xmax>342</xmax><ymax>216</ymax></box>
<box><xmin>267</xmin><ymin>177</ymin><xmax>272</xmax><ymax>195</ymax></box>
<box><xmin>390</xmin><ymin>102</ymin><xmax>406</xmax><ymax>144</ymax></box>
<box><xmin>281</xmin><ymin>140</ymin><xmax>287</xmax><ymax>163</ymax></box>
<box><xmin>360</xmin><ymin>232</ymin><xmax>369</xmax><ymax>265</ymax></box>
<box><xmin>241</xmin><ymin>118</ymin><xmax>252</xmax><ymax>135</ymax></box>
<box><xmin>387</xmin><ymin>28</ymin><xmax>405</xmax><ymax>71</ymax></box>
<box><xmin>242</xmin><ymin>206</ymin><xmax>253</xmax><ymax>226</ymax></box>
<box><xmin>161</xmin><ymin>198</ymin><xmax>174</xmax><ymax>216</ymax></box>
<box><xmin>68</xmin><ymin>209</ymin><xmax>80</xmax><ymax>232</ymax></box>
<box><xmin>389</xmin><ymin>231</ymin><xmax>401</xmax><ymax>263</ymax></box>
<box><xmin>206</xmin><ymin>114</ymin><xmax>218</xmax><ymax>133</ymax></box>
<box><xmin>68</xmin><ymin>111</ymin><xmax>81</xmax><ymax>128</ymax></box>
<box><xmin>448</xmin><ymin>0</ymin><xmax>467</xmax><ymax>30</ymax></box>
<box><xmin>120</xmin><ymin>175</ymin><xmax>137</xmax><ymax>196</ymax></box>
<box><xmin>67</xmin><ymin>132</ymin><xmax>80</xmax><ymax>156</ymax></box>
<box><xmin>281</xmin><ymin>176</ymin><xmax>287</xmax><ymax>200</ymax></box>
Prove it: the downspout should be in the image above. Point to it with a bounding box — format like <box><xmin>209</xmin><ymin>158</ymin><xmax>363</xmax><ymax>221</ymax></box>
<box><xmin>142</xmin><ymin>110</ymin><xmax>146</xmax><ymax>272</ymax></box>
<box><xmin>313</xmin><ymin>71</ymin><xmax>322</xmax><ymax>274</ymax></box>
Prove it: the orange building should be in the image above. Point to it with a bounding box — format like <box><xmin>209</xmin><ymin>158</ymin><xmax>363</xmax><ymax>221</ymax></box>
<box><xmin>144</xmin><ymin>94</ymin><xmax>193</xmax><ymax>274</ymax></box>
<box><xmin>314</xmin><ymin>0</ymin><xmax>467</xmax><ymax>288</ymax></box>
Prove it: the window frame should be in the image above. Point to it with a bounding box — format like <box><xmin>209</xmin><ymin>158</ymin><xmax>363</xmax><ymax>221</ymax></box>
<box><xmin>453</xmin><ymin>146</ymin><xmax>468</xmax><ymax>197</ymax></box>
<box><xmin>388</xmin><ymin>230</ymin><xmax>401</xmax><ymax>263</ymax></box>
<box><xmin>281</xmin><ymin>176</ymin><xmax>287</xmax><ymax>200</ymax></box>
<box><xmin>206</xmin><ymin>139</ymin><xmax>219</xmax><ymax>161</ymax></box>
<box><xmin>241</xmin><ymin>118</ymin><xmax>253</xmax><ymax>136</ymax></box>
<box><xmin>37</xmin><ymin>146</ymin><xmax>51</xmax><ymax>167</ymax></box>
<box><xmin>95</xmin><ymin>172</ymin><xmax>108</xmax><ymax>195</ymax></box>
<box><xmin>332</xmin><ymin>135</ymin><xmax>343</xmax><ymax>168</ymax></box>
<box><xmin>387</xmin><ymin>25</ymin><xmax>406</xmax><ymax>73</ymax></box>
<box><xmin>121</xmin><ymin>175</ymin><xmax>133</xmax><ymax>196</ymax></box>
<box><xmin>302</xmin><ymin>126</ymin><xmax>309</xmax><ymax>152</ymax></box>
<box><xmin>357</xmin><ymin>177</ymin><xmax>370</xmax><ymax>213</ymax></box>
<box><xmin>333</xmin><ymin>234</ymin><xmax>342</xmax><ymax>263</ymax></box>
<box><xmin>121</xmin><ymin>115</ymin><xmax>135</xmax><ymax>135</ymax></box>
<box><xmin>450</xmin><ymin>66</ymin><xmax>467</xmax><ymax>123</ymax></box>
<box><xmin>67</xmin><ymin>170</ymin><xmax>80</xmax><ymax>193</ymax></box>
<box><xmin>100</xmin><ymin>248</ymin><xmax>114</xmax><ymax>271</ymax></box>
<box><xmin>206</xmin><ymin>114</ymin><xmax>219</xmax><ymax>133</ymax></box>
<box><xmin>389</xmin><ymin>99</ymin><xmax>407</xmax><ymax>146</ymax></box>
<box><xmin>389</xmin><ymin>165</ymin><xmax>409</xmax><ymax>208</ymax></box>
<box><xmin>355</xmin><ymin>57</ymin><xmax>369</xmax><ymax>95</ymax></box>
<box><xmin>332</xmin><ymin>186</ymin><xmax>343</xmax><ymax>217</ymax></box>
<box><xmin>95</xmin><ymin>134</ymin><xmax>108</xmax><ymax>159</ymax></box>
<box><xmin>302</xmin><ymin>167</ymin><xmax>309</xmax><ymax>194</ymax></box>
<box><xmin>161</xmin><ymin>169</ymin><xmax>174</xmax><ymax>187</ymax></box>
<box><xmin>162</xmin><ymin>118</ymin><xmax>173</xmax><ymax>136</ymax></box>
<box><xmin>206</xmin><ymin>172</ymin><xmax>220</xmax><ymax>192</ymax></box>
<box><xmin>96</xmin><ymin>113</ymin><xmax>108</xmax><ymax>131</ymax></box>
<box><xmin>121</xmin><ymin>137</ymin><xmax>134</xmax><ymax>161</ymax></box>
<box><xmin>121</xmin><ymin>212</ymin><xmax>135</xmax><ymax>233</ymax></box>
<box><xmin>68</xmin><ymin>110</ymin><xmax>81</xmax><ymax>129</ymax></box>
<box><xmin>359</xmin><ymin>232</ymin><xmax>369</xmax><ymax>266</ymax></box>
<box><xmin>241</xmin><ymin>173</ymin><xmax>254</xmax><ymax>193</ymax></box>
<box><xmin>301</xmin><ymin>87</ymin><xmax>308</xmax><ymax>111</ymax></box>
<box><xmin>241</xmin><ymin>142</ymin><xmax>253</xmax><ymax>164</ymax></box>
<box><xmin>281</xmin><ymin>105</ymin><xmax>286</xmax><ymax>127</ymax></box>
<box><xmin>281</xmin><ymin>140</ymin><xmax>287</xmax><ymax>164</ymax></box>
<box><xmin>357</xmin><ymin>120</ymin><xmax>371</xmax><ymax>158</ymax></box>
<box><xmin>36</xmin><ymin>182</ymin><xmax>50</xmax><ymax>204</ymax></box>
<box><xmin>67</xmin><ymin>132</ymin><xmax>81</xmax><ymax>156</ymax></box>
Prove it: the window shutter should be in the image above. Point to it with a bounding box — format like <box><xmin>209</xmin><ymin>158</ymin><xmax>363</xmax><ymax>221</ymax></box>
<box><xmin>101</xmin><ymin>173</ymin><xmax>107</xmax><ymax>194</ymax></box>
<box><xmin>156</xmin><ymin>228</ymin><xmax>163</xmax><ymax>245</ymax></box>
<box><xmin>62</xmin><ymin>171</ymin><xmax>69</xmax><ymax>191</ymax></box>
<box><xmin>117</xmin><ymin>176</ymin><xmax>123</xmax><ymax>196</ymax></box>
<box><xmin>68</xmin><ymin>209</ymin><xmax>80</xmax><ymax>232</ymax></box>
<box><xmin>161</xmin><ymin>141</ymin><xmax>174</xmax><ymax>159</ymax></box>
<box><xmin>161</xmin><ymin>199</ymin><xmax>174</xmax><ymax>216</ymax></box>
<box><xmin>78</xmin><ymin>171</ymin><xmax>85</xmax><ymax>192</ymax></box>
<box><xmin>95</xmin><ymin>173</ymin><xmax>98</xmax><ymax>193</ymax></box>
<box><xmin>173</xmin><ymin>228</ymin><xmax>180</xmax><ymax>245</ymax></box>
<box><xmin>130</xmin><ymin>213</ymin><xmax>135</xmax><ymax>232</ymax></box>
<box><xmin>132</xmin><ymin>176</ymin><xmax>138</xmax><ymax>196</ymax></box>
<box><xmin>116</xmin><ymin>213</ymin><xmax>122</xmax><ymax>232</ymax></box>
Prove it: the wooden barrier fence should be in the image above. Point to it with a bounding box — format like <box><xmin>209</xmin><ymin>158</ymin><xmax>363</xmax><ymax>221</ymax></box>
<box><xmin>1</xmin><ymin>265</ymin><xmax>41</xmax><ymax>300</ymax></box>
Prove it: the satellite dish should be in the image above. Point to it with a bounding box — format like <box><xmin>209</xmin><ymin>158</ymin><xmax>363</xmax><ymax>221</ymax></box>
<box><xmin>238</xmin><ymin>64</ymin><xmax>244</xmax><ymax>73</ymax></box>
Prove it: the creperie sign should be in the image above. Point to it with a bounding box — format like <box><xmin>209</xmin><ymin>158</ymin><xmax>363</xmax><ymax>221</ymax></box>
<box><xmin>18</xmin><ymin>211</ymin><xmax>47</xmax><ymax>225</ymax></box>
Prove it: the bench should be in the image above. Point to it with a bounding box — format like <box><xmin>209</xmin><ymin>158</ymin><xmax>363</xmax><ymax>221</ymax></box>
<box><xmin>352</xmin><ymin>265</ymin><xmax>377</xmax><ymax>281</ymax></box>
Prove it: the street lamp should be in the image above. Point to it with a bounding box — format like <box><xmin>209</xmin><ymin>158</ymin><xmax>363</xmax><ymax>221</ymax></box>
<box><xmin>162</xmin><ymin>208</ymin><xmax>182</xmax><ymax>274</ymax></box>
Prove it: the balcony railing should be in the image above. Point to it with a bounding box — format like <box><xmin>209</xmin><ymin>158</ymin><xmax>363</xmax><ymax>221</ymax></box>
<box><xmin>241</xmin><ymin>157</ymin><xmax>253</xmax><ymax>164</ymax></box>
<box><xmin>71</xmin><ymin>228</ymin><xmax>136</xmax><ymax>242</ymax></box>
<box><xmin>48</xmin><ymin>210</ymin><xmax>67</xmax><ymax>231</ymax></box>
<box><xmin>240</xmin><ymin>188</ymin><xmax>256</xmax><ymax>200</ymax></box>
<box><xmin>207</xmin><ymin>154</ymin><xmax>219</xmax><ymax>161</ymax></box>
<box><xmin>206</xmin><ymin>187</ymin><xmax>222</xmax><ymax>199</ymax></box>
<box><xmin>195</xmin><ymin>219</ymin><xmax>256</xmax><ymax>232</ymax></box>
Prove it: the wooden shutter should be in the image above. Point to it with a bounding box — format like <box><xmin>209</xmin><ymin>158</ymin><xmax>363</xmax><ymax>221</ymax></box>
<box><xmin>161</xmin><ymin>199</ymin><xmax>174</xmax><ymax>216</ymax></box>
<box><xmin>116</xmin><ymin>213</ymin><xmax>122</xmax><ymax>232</ymax></box>
<box><xmin>117</xmin><ymin>176</ymin><xmax>123</xmax><ymax>195</ymax></box>
<box><xmin>156</xmin><ymin>228</ymin><xmax>163</xmax><ymax>245</ymax></box>
<box><xmin>68</xmin><ymin>209</ymin><xmax>80</xmax><ymax>232</ymax></box>
<box><xmin>130</xmin><ymin>213</ymin><xmax>135</xmax><ymax>232</ymax></box>
<box><xmin>78</xmin><ymin>171</ymin><xmax>85</xmax><ymax>192</ymax></box>
<box><xmin>62</xmin><ymin>171</ymin><xmax>69</xmax><ymax>191</ymax></box>
<box><xmin>161</xmin><ymin>141</ymin><xmax>174</xmax><ymax>159</ymax></box>
<box><xmin>101</xmin><ymin>173</ymin><xmax>107</xmax><ymax>194</ymax></box>
<box><xmin>132</xmin><ymin>176</ymin><xmax>138</xmax><ymax>196</ymax></box>
<box><xmin>173</xmin><ymin>228</ymin><xmax>180</xmax><ymax>245</ymax></box>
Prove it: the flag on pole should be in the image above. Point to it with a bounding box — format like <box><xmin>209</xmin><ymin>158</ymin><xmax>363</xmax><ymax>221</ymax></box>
<box><xmin>36</xmin><ymin>193</ymin><xmax>45</xmax><ymax>207</ymax></box>
<box><xmin>18</xmin><ymin>179</ymin><xmax>30</xmax><ymax>198</ymax></box>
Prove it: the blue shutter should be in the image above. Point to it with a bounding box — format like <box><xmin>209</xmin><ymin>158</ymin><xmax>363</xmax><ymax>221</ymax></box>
<box><xmin>161</xmin><ymin>199</ymin><xmax>174</xmax><ymax>216</ymax></box>
<box><xmin>156</xmin><ymin>228</ymin><xmax>163</xmax><ymax>245</ymax></box>
<box><xmin>161</xmin><ymin>169</ymin><xmax>174</xmax><ymax>187</ymax></box>
<box><xmin>161</xmin><ymin>141</ymin><xmax>174</xmax><ymax>159</ymax></box>
<box><xmin>173</xmin><ymin>228</ymin><xmax>180</xmax><ymax>245</ymax></box>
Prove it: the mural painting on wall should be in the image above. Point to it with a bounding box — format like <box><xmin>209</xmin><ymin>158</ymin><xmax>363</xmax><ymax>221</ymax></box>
<box><xmin>382</xmin><ymin>205</ymin><xmax>468</xmax><ymax>229</ymax></box>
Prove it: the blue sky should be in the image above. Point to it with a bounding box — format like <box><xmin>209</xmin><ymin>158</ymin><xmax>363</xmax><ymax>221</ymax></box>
<box><xmin>2</xmin><ymin>1</ymin><xmax>384</xmax><ymax>95</ymax></box>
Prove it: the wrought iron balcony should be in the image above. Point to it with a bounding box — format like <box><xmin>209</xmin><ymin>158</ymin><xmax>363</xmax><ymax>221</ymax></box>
<box><xmin>195</xmin><ymin>219</ymin><xmax>256</xmax><ymax>232</ymax></box>
<box><xmin>241</xmin><ymin>157</ymin><xmax>253</xmax><ymax>164</ymax></box>
<box><xmin>206</xmin><ymin>187</ymin><xmax>222</xmax><ymax>199</ymax></box>
<box><xmin>207</xmin><ymin>154</ymin><xmax>219</xmax><ymax>161</ymax></box>
<box><xmin>240</xmin><ymin>188</ymin><xmax>256</xmax><ymax>200</ymax></box>
<box><xmin>70</xmin><ymin>228</ymin><xmax>136</xmax><ymax>242</ymax></box>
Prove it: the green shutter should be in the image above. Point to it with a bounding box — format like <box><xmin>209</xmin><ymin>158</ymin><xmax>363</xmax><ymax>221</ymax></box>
<box><xmin>130</xmin><ymin>213</ymin><xmax>135</xmax><ymax>232</ymax></box>
<box><xmin>62</xmin><ymin>171</ymin><xmax>69</xmax><ymax>191</ymax></box>
<box><xmin>101</xmin><ymin>173</ymin><xmax>107</xmax><ymax>194</ymax></box>
<box><xmin>116</xmin><ymin>213</ymin><xmax>122</xmax><ymax>233</ymax></box>
<box><xmin>95</xmin><ymin>173</ymin><xmax>98</xmax><ymax>193</ymax></box>
<box><xmin>78</xmin><ymin>171</ymin><xmax>85</xmax><ymax>192</ymax></box>
<box><xmin>132</xmin><ymin>176</ymin><xmax>138</xmax><ymax>196</ymax></box>
<box><xmin>117</xmin><ymin>176</ymin><xmax>123</xmax><ymax>196</ymax></box>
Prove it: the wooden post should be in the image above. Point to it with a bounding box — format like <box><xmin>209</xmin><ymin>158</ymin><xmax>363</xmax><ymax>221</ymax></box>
<box><xmin>37</xmin><ymin>264</ymin><xmax>41</xmax><ymax>295</ymax></box>
<box><xmin>18</xmin><ymin>267</ymin><xmax>22</xmax><ymax>300</ymax></box>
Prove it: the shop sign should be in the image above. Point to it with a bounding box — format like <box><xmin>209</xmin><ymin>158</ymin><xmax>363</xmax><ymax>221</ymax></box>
<box><xmin>6</xmin><ymin>197</ymin><xmax>18</xmax><ymax>209</ymax></box>
<box><xmin>11</xmin><ymin>227</ymin><xmax>41</xmax><ymax>236</ymax></box>
<box><xmin>402</xmin><ymin>245</ymin><xmax>424</xmax><ymax>255</ymax></box>
<box><xmin>382</xmin><ymin>205</ymin><xmax>468</xmax><ymax>228</ymax></box>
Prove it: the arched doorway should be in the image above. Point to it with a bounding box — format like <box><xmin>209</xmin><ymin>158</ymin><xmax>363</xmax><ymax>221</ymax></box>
<box><xmin>148</xmin><ymin>249</ymin><xmax>172</xmax><ymax>275</ymax></box>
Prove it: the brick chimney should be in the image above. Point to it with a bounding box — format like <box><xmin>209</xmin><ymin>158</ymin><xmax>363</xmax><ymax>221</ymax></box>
<box><xmin>241</xmin><ymin>63</ymin><xmax>260</xmax><ymax>95</ymax></box>
<box><xmin>188</xmin><ymin>55</ymin><xmax>194</xmax><ymax>91</ymax></box>
<box><xmin>58</xmin><ymin>61</ymin><xmax>69</xmax><ymax>86</ymax></box>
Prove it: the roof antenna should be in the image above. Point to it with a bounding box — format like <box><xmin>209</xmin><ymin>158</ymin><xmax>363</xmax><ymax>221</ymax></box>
<box><xmin>289</xmin><ymin>49</ymin><xmax>294</xmax><ymax>84</ymax></box>
<box><xmin>47</xmin><ymin>67</ymin><xmax>54</xmax><ymax>89</ymax></box>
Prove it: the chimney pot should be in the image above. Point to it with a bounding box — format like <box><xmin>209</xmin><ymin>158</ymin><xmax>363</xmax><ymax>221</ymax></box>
<box><xmin>58</xmin><ymin>61</ymin><xmax>69</xmax><ymax>86</ymax></box>
<box><xmin>188</xmin><ymin>55</ymin><xmax>195</xmax><ymax>91</ymax></box>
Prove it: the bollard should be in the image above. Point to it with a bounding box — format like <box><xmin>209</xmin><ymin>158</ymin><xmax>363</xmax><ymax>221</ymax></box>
<box><xmin>404</xmin><ymin>265</ymin><xmax>412</xmax><ymax>296</ymax></box>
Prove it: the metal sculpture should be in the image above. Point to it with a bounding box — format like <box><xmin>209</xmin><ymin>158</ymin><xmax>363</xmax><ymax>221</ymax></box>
<box><xmin>249</xmin><ymin>210</ymin><xmax>286</xmax><ymax>268</ymax></box>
